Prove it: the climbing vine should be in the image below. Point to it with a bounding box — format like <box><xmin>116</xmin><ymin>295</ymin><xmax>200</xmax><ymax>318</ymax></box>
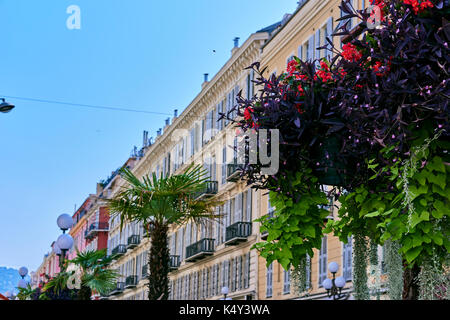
<box><xmin>252</xmin><ymin>169</ymin><xmax>330</xmax><ymax>270</ymax></box>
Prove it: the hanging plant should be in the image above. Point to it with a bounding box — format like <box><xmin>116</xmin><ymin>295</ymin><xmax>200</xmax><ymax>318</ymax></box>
<box><xmin>291</xmin><ymin>255</ymin><xmax>311</xmax><ymax>297</ymax></box>
<box><xmin>385</xmin><ymin>240</ymin><xmax>404</xmax><ymax>300</ymax></box>
<box><xmin>353</xmin><ymin>231</ymin><xmax>370</xmax><ymax>300</ymax></box>
<box><xmin>417</xmin><ymin>250</ymin><xmax>450</xmax><ymax>300</ymax></box>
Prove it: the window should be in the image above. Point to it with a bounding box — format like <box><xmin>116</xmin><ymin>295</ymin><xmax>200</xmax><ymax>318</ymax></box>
<box><xmin>266</xmin><ymin>262</ymin><xmax>273</xmax><ymax>298</ymax></box>
<box><xmin>318</xmin><ymin>236</ymin><xmax>328</xmax><ymax>286</ymax></box>
<box><xmin>343</xmin><ymin>236</ymin><xmax>353</xmax><ymax>281</ymax></box>
<box><xmin>283</xmin><ymin>269</ymin><xmax>291</xmax><ymax>294</ymax></box>
<box><xmin>246</xmin><ymin>70</ymin><xmax>254</xmax><ymax>100</ymax></box>
<box><xmin>221</xmin><ymin>146</ymin><xmax>227</xmax><ymax>185</ymax></box>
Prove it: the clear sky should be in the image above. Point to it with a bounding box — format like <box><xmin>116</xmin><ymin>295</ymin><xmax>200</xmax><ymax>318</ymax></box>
<box><xmin>0</xmin><ymin>0</ymin><xmax>298</xmax><ymax>271</ymax></box>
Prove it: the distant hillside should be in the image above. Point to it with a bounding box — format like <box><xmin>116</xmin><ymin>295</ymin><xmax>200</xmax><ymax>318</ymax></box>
<box><xmin>0</xmin><ymin>267</ymin><xmax>30</xmax><ymax>295</ymax></box>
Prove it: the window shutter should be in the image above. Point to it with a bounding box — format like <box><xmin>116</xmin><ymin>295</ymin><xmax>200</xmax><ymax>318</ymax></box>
<box><xmin>315</xmin><ymin>28</ymin><xmax>321</xmax><ymax>62</ymax></box>
<box><xmin>326</xmin><ymin>17</ymin><xmax>333</xmax><ymax>59</ymax></box>
<box><xmin>246</xmin><ymin>189</ymin><xmax>252</xmax><ymax>222</ymax></box>
<box><xmin>181</xmin><ymin>227</ymin><xmax>185</xmax><ymax>260</ymax></box>
<box><xmin>222</xmin><ymin>146</ymin><xmax>227</xmax><ymax>184</ymax></box>
<box><xmin>308</xmin><ymin>35</ymin><xmax>314</xmax><ymax>61</ymax></box>
<box><xmin>298</xmin><ymin>45</ymin><xmax>303</xmax><ymax>61</ymax></box>
<box><xmin>185</xmin><ymin>223</ymin><xmax>191</xmax><ymax>247</ymax></box>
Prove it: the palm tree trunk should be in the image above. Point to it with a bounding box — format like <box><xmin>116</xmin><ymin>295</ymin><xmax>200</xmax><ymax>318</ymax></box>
<box><xmin>402</xmin><ymin>262</ymin><xmax>420</xmax><ymax>300</ymax></box>
<box><xmin>148</xmin><ymin>221</ymin><xmax>170</xmax><ymax>300</ymax></box>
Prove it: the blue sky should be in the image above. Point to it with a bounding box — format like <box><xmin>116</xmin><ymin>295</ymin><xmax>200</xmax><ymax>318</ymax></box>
<box><xmin>0</xmin><ymin>0</ymin><xmax>298</xmax><ymax>271</ymax></box>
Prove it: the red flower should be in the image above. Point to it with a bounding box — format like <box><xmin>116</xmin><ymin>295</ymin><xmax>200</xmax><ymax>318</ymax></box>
<box><xmin>342</xmin><ymin>43</ymin><xmax>363</xmax><ymax>62</ymax></box>
<box><xmin>244</xmin><ymin>107</ymin><xmax>254</xmax><ymax>121</ymax></box>
<box><xmin>315</xmin><ymin>61</ymin><xmax>333</xmax><ymax>83</ymax></box>
<box><xmin>297</xmin><ymin>84</ymin><xmax>305</xmax><ymax>96</ymax></box>
<box><xmin>287</xmin><ymin>59</ymin><xmax>298</xmax><ymax>75</ymax></box>
<box><xmin>295</xmin><ymin>103</ymin><xmax>305</xmax><ymax>114</ymax></box>
<box><xmin>403</xmin><ymin>0</ymin><xmax>433</xmax><ymax>14</ymax></box>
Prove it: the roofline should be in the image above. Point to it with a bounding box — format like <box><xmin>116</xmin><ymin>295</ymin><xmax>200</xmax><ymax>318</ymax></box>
<box><xmin>261</xmin><ymin>0</ymin><xmax>310</xmax><ymax>51</ymax></box>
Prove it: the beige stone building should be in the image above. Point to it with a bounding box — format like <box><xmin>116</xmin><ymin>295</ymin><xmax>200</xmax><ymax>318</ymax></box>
<box><xmin>104</xmin><ymin>0</ymin><xmax>388</xmax><ymax>301</ymax></box>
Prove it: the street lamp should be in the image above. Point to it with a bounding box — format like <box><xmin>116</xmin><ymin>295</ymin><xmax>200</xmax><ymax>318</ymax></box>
<box><xmin>57</xmin><ymin>213</ymin><xmax>73</xmax><ymax>233</ymax></box>
<box><xmin>0</xmin><ymin>98</ymin><xmax>15</xmax><ymax>113</ymax></box>
<box><xmin>56</xmin><ymin>233</ymin><xmax>73</xmax><ymax>268</ymax></box>
<box><xmin>56</xmin><ymin>214</ymin><xmax>74</xmax><ymax>268</ymax></box>
<box><xmin>221</xmin><ymin>286</ymin><xmax>232</xmax><ymax>300</ymax></box>
<box><xmin>322</xmin><ymin>262</ymin><xmax>349</xmax><ymax>300</ymax></box>
<box><xmin>17</xmin><ymin>266</ymin><xmax>29</xmax><ymax>290</ymax></box>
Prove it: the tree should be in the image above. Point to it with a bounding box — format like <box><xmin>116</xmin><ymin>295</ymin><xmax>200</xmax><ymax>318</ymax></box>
<box><xmin>38</xmin><ymin>249</ymin><xmax>118</xmax><ymax>300</ymax></box>
<box><xmin>108</xmin><ymin>164</ymin><xmax>222</xmax><ymax>300</ymax></box>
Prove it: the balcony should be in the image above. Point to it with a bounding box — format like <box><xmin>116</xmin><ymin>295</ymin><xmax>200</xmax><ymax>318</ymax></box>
<box><xmin>141</xmin><ymin>265</ymin><xmax>148</xmax><ymax>279</ymax></box>
<box><xmin>225</xmin><ymin>222</ymin><xmax>252</xmax><ymax>245</ymax></box>
<box><xmin>169</xmin><ymin>255</ymin><xmax>181</xmax><ymax>271</ymax></box>
<box><xmin>110</xmin><ymin>282</ymin><xmax>125</xmax><ymax>295</ymax></box>
<box><xmin>111</xmin><ymin>244</ymin><xmax>127</xmax><ymax>259</ymax></box>
<box><xmin>127</xmin><ymin>235</ymin><xmax>140</xmax><ymax>250</ymax></box>
<box><xmin>84</xmin><ymin>222</ymin><xmax>109</xmax><ymax>239</ymax></box>
<box><xmin>125</xmin><ymin>275</ymin><xmax>138</xmax><ymax>289</ymax></box>
<box><xmin>194</xmin><ymin>181</ymin><xmax>218</xmax><ymax>200</ymax></box>
<box><xmin>226</xmin><ymin>162</ymin><xmax>240</xmax><ymax>182</ymax></box>
<box><xmin>185</xmin><ymin>238</ymin><xmax>215</xmax><ymax>262</ymax></box>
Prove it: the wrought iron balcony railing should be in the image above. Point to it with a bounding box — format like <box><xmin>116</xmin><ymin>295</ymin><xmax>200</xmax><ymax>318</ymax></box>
<box><xmin>84</xmin><ymin>222</ymin><xmax>109</xmax><ymax>239</ymax></box>
<box><xmin>185</xmin><ymin>238</ymin><xmax>215</xmax><ymax>262</ymax></box>
<box><xmin>169</xmin><ymin>255</ymin><xmax>181</xmax><ymax>271</ymax></box>
<box><xmin>125</xmin><ymin>275</ymin><xmax>138</xmax><ymax>289</ymax></box>
<box><xmin>111</xmin><ymin>244</ymin><xmax>127</xmax><ymax>259</ymax></box>
<box><xmin>194</xmin><ymin>181</ymin><xmax>218</xmax><ymax>200</ymax></box>
<box><xmin>226</xmin><ymin>162</ymin><xmax>240</xmax><ymax>182</ymax></box>
<box><xmin>110</xmin><ymin>282</ymin><xmax>125</xmax><ymax>295</ymax></box>
<box><xmin>225</xmin><ymin>222</ymin><xmax>252</xmax><ymax>245</ymax></box>
<box><xmin>127</xmin><ymin>235</ymin><xmax>140</xmax><ymax>250</ymax></box>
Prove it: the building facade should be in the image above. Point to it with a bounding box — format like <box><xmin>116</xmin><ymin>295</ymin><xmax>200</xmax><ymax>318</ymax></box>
<box><xmin>33</xmin><ymin>0</ymin><xmax>389</xmax><ymax>300</ymax></box>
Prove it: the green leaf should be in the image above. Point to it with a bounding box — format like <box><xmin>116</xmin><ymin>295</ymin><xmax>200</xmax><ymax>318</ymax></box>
<box><xmin>428</xmin><ymin>156</ymin><xmax>446</xmax><ymax>173</ymax></box>
<box><xmin>365</xmin><ymin>211</ymin><xmax>381</xmax><ymax>218</ymax></box>
<box><xmin>405</xmin><ymin>246</ymin><xmax>422</xmax><ymax>264</ymax></box>
<box><xmin>429</xmin><ymin>233</ymin><xmax>443</xmax><ymax>246</ymax></box>
<box><xmin>427</xmin><ymin>172</ymin><xmax>446</xmax><ymax>190</ymax></box>
<box><xmin>304</xmin><ymin>225</ymin><xmax>316</xmax><ymax>238</ymax></box>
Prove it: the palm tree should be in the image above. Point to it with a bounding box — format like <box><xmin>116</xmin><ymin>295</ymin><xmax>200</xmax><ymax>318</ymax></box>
<box><xmin>69</xmin><ymin>248</ymin><xmax>119</xmax><ymax>300</ymax></box>
<box><xmin>108</xmin><ymin>164</ymin><xmax>222</xmax><ymax>300</ymax></box>
<box><xmin>40</xmin><ymin>249</ymin><xmax>118</xmax><ymax>300</ymax></box>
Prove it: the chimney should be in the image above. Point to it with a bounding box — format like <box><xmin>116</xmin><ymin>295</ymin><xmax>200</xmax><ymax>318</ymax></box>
<box><xmin>143</xmin><ymin>130</ymin><xmax>149</xmax><ymax>148</ymax></box>
<box><xmin>96</xmin><ymin>183</ymin><xmax>104</xmax><ymax>196</ymax></box>
<box><xmin>157</xmin><ymin>128</ymin><xmax>162</xmax><ymax>137</ymax></box>
<box><xmin>231</xmin><ymin>37</ymin><xmax>240</xmax><ymax>56</ymax></box>
<box><xmin>165</xmin><ymin>118</ymin><xmax>170</xmax><ymax>126</ymax></box>
<box><xmin>174</xmin><ymin>109</ymin><xmax>178</xmax><ymax>118</ymax></box>
<box><xmin>202</xmin><ymin>73</ymin><xmax>209</xmax><ymax>89</ymax></box>
<box><xmin>234</xmin><ymin>37</ymin><xmax>240</xmax><ymax>48</ymax></box>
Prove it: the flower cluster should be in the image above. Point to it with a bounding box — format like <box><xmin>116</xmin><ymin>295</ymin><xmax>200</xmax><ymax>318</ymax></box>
<box><xmin>342</xmin><ymin>43</ymin><xmax>363</xmax><ymax>62</ymax></box>
<box><xmin>315</xmin><ymin>61</ymin><xmax>333</xmax><ymax>82</ymax></box>
<box><xmin>402</xmin><ymin>0</ymin><xmax>434</xmax><ymax>14</ymax></box>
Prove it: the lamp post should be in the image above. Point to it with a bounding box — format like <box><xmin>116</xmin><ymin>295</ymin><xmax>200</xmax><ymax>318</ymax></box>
<box><xmin>0</xmin><ymin>98</ymin><xmax>15</xmax><ymax>113</ymax></box>
<box><xmin>322</xmin><ymin>262</ymin><xmax>349</xmax><ymax>300</ymax></box>
<box><xmin>56</xmin><ymin>214</ymin><xmax>74</xmax><ymax>269</ymax></box>
<box><xmin>17</xmin><ymin>266</ymin><xmax>29</xmax><ymax>291</ymax></box>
